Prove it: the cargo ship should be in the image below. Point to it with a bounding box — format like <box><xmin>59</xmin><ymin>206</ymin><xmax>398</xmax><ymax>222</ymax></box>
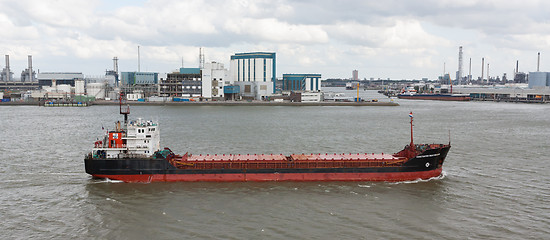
<box><xmin>84</xmin><ymin>94</ymin><xmax>450</xmax><ymax>182</ymax></box>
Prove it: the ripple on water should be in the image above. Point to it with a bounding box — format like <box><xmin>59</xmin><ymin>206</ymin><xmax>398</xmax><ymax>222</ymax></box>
<box><xmin>1</xmin><ymin>100</ymin><xmax>550</xmax><ymax>239</ymax></box>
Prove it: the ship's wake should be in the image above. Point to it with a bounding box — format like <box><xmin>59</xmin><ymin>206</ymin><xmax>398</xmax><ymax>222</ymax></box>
<box><xmin>391</xmin><ymin>170</ymin><xmax>447</xmax><ymax>184</ymax></box>
<box><xmin>90</xmin><ymin>178</ymin><xmax>124</xmax><ymax>183</ymax></box>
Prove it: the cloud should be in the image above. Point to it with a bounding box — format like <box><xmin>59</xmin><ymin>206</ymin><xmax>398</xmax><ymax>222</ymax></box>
<box><xmin>224</xmin><ymin>18</ymin><xmax>328</xmax><ymax>44</ymax></box>
<box><xmin>327</xmin><ymin>19</ymin><xmax>450</xmax><ymax>53</ymax></box>
<box><xmin>1</xmin><ymin>0</ymin><xmax>549</xmax><ymax>79</ymax></box>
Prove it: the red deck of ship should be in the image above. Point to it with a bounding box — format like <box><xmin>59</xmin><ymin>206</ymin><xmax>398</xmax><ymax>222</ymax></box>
<box><xmin>184</xmin><ymin>153</ymin><xmax>400</xmax><ymax>161</ymax></box>
<box><xmin>169</xmin><ymin>153</ymin><xmax>407</xmax><ymax>170</ymax></box>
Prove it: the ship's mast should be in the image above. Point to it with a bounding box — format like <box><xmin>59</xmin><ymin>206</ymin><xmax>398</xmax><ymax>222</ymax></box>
<box><xmin>119</xmin><ymin>92</ymin><xmax>130</xmax><ymax>125</ymax></box>
<box><xmin>409</xmin><ymin>111</ymin><xmax>414</xmax><ymax>147</ymax></box>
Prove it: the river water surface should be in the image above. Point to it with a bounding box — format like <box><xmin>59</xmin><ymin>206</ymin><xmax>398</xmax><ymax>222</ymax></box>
<box><xmin>1</xmin><ymin>90</ymin><xmax>549</xmax><ymax>239</ymax></box>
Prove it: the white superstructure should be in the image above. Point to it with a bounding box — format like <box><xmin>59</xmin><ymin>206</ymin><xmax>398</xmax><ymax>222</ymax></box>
<box><xmin>92</xmin><ymin>118</ymin><xmax>161</xmax><ymax>159</ymax></box>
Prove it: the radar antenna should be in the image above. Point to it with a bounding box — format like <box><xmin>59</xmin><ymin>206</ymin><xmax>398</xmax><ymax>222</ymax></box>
<box><xmin>119</xmin><ymin>92</ymin><xmax>130</xmax><ymax>124</ymax></box>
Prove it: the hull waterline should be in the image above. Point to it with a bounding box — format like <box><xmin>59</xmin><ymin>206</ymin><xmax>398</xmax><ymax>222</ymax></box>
<box><xmin>91</xmin><ymin>168</ymin><xmax>443</xmax><ymax>183</ymax></box>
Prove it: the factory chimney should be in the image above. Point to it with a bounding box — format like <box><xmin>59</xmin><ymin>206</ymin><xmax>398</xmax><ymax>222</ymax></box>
<box><xmin>113</xmin><ymin>57</ymin><xmax>119</xmax><ymax>73</ymax></box>
<box><xmin>516</xmin><ymin>60</ymin><xmax>519</xmax><ymax>73</ymax></box>
<box><xmin>5</xmin><ymin>55</ymin><xmax>10</xmax><ymax>82</ymax></box>
<box><xmin>113</xmin><ymin>56</ymin><xmax>119</xmax><ymax>87</ymax></box>
<box><xmin>28</xmin><ymin>55</ymin><xmax>33</xmax><ymax>82</ymax></box>
<box><xmin>458</xmin><ymin>46</ymin><xmax>463</xmax><ymax>85</ymax></box>
<box><xmin>537</xmin><ymin>52</ymin><xmax>540</xmax><ymax>72</ymax></box>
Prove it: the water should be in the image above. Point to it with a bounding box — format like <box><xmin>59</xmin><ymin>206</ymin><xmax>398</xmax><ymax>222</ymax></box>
<box><xmin>1</xmin><ymin>90</ymin><xmax>549</xmax><ymax>239</ymax></box>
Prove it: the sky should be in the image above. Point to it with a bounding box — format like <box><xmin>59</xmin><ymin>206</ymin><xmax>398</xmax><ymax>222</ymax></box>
<box><xmin>1</xmin><ymin>0</ymin><xmax>550</xmax><ymax>80</ymax></box>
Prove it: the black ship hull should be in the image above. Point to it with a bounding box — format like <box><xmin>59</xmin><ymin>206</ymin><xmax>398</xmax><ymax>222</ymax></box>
<box><xmin>85</xmin><ymin>146</ymin><xmax>450</xmax><ymax>182</ymax></box>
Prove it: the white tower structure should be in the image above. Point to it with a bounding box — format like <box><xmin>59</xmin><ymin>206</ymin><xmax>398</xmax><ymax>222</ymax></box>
<box><xmin>199</xmin><ymin>47</ymin><xmax>205</xmax><ymax>69</ymax></box>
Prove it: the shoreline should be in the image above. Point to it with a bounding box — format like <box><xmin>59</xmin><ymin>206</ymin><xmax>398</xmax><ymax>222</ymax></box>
<box><xmin>0</xmin><ymin>100</ymin><xmax>399</xmax><ymax>107</ymax></box>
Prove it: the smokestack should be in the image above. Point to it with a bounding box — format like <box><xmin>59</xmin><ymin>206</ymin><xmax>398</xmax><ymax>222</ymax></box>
<box><xmin>113</xmin><ymin>56</ymin><xmax>119</xmax><ymax>87</ymax></box>
<box><xmin>481</xmin><ymin>58</ymin><xmax>485</xmax><ymax>83</ymax></box>
<box><xmin>113</xmin><ymin>56</ymin><xmax>119</xmax><ymax>73</ymax></box>
<box><xmin>516</xmin><ymin>60</ymin><xmax>519</xmax><ymax>73</ymax></box>
<box><xmin>537</xmin><ymin>52</ymin><xmax>540</xmax><ymax>72</ymax></box>
<box><xmin>458</xmin><ymin>46</ymin><xmax>463</xmax><ymax>85</ymax></box>
<box><xmin>5</xmin><ymin>55</ymin><xmax>10</xmax><ymax>82</ymax></box>
<box><xmin>28</xmin><ymin>55</ymin><xmax>33</xmax><ymax>82</ymax></box>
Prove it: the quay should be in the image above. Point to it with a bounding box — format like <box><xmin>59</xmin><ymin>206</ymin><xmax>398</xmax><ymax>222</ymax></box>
<box><xmin>92</xmin><ymin>100</ymin><xmax>399</xmax><ymax>106</ymax></box>
<box><xmin>0</xmin><ymin>100</ymin><xmax>399</xmax><ymax>107</ymax></box>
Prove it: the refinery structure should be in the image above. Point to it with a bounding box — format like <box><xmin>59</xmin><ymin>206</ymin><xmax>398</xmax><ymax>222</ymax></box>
<box><xmin>1</xmin><ymin>45</ymin><xmax>550</xmax><ymax>104</ymax></box>
<box><xmin>0</xmin><ymin>50</ymin><xmax>324</xmax><ymax>104</ymax></box>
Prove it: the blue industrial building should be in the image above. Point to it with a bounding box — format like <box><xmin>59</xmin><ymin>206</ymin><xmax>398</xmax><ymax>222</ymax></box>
<box><xmin>282</xmin><ymin>74</ymin><xmax>322</xmax><ymax>92</ymax></box>
<box><xmin>179</xmin><ymin>68</ymin><xmax>200</xmax><ymax>74</ymax></box>
<box><xmin>121</xmin><ymin>72</ymin><xmax>158</xmax><ymax>86</ymax></box>
<box><xmin>528</xmin><ymin>72</ymin><xmax>550</xmax><ymax>88</ymax></box>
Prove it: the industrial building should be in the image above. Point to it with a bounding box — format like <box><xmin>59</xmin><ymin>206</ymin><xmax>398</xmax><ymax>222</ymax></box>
<box><xmin>454</xmin><ymin>86</ymin><xmax>550</xmax><ymax>102</ymax></box>
<box><xmin>1</xmin><ymin>55</ymin><xmax>14</xmax><ymax>82</ymax></box>
<box><xmin>232</xmin><ymin>81</ymin><xmax>273</xmax><ymax>100</ymax></box>
<box><xmin>37</xmin><ymin>72</ymin><xmax>84</xmax><ymax>87</ymax></box>
<box><xmin>120</xmin><ymin>72</ymin><xmax>158</xmax><ymax>85</ymax></box>
<box><xmin>0</xmin><ymin>55</ymin><xmax>39</xmax><ymax>92</ymax></box>
<box><xmin>528</xmin><ymin>72</ymin><xmax>550</xmax><ymax>89</ymax></box>
<box><xmin>1</xmin><ymin>55</ymin><xmax>36</xmax><ymax>83</ymax></box>
<box><xmin>223</xmin><ymin>85</ymin><xmax>240</xmax><ymax>100</ymax></box>
<box><xmin>282</xmin><ymin>74</ymin><xmax>322</xmax><ymax>92</ymax></box>
<box><xmin>120</xmin><ymin>72</ymin><xmax>158</xmax><ymax>98</ymax></box>
<box><xmin>230</xmin><ymin>52</ymin><xmax>276</xmax><ymax>98</ymax></box>
<box><xmin>201</xmin><ymin>62</ymin><xmax>229</xmax><ymax>100</ymax></box>
<box><xmin>20</xmin><ymin>55</ymin><xmax>36</xmax><ymax>82</ymax></box>
<box><xmin>160</xmin><ymin>68</ymin><xmax>201</xmax><ymax>97</ymax></box>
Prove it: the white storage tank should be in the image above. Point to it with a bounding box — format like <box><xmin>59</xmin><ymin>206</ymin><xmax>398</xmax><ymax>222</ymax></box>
<box><xmin>75</xmin><ymin>80</ymin><xmax>85</xmax><ymax>95</ymax></box>
<box><xmin>87</xmin><ymin>83</ymin><xmax>105</xmax><ymax>99</ymax></box>
<box><xmin>57</xmin><ymin>84</ymin><xmax>72</xmax><ymax>94</ymax></box>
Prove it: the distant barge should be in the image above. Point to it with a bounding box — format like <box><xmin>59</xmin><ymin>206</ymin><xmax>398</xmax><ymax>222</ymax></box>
<box><xmin>397</xmin><ymin>93</ymin><xmax>471</xmax><ymax>101</ymax></box>
<box><xmin>84</xmin><ymin>94</ymin><xmax>449</xmax><ymax>182</ymax></box>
